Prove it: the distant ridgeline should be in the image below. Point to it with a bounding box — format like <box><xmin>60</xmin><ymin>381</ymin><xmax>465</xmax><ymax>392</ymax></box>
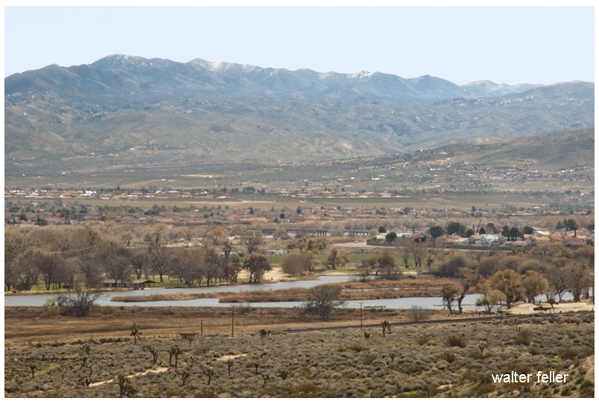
<box><xmin>5</xmin><ymin>55</ymin><xmax>594</xmax><ymax>172</ymax></box>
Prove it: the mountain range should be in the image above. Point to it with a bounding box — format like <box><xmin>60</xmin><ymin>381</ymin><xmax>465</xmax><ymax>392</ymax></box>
<box><xmin>4</xmin><ymin>55</ymin><xmax>594</xmax><ymax>173</ymax></box>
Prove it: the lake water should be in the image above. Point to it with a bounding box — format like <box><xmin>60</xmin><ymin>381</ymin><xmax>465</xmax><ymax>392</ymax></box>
<box><xmin>4</xmin><ymin>276</ymin><xmax>573</xmax><ymax>310</ymax></box>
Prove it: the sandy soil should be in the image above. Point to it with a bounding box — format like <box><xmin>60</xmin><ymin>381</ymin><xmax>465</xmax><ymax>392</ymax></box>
<box><xmin>89</xmin><ymin>367</ymin><xmax>169</xmax><ymax>387</ymax></box>
<box><xmin>507</xmin><ymin>300</ymin><xmax>594</xmax><ymax>315</ymax></box>
<box><xmin>238</xmin><ymin>266</ymin><xmax>289</xmax><ymax>282</ymax></box>
<box><xmin>216</xmin><ymin>354</ymin><xmax>248</xmax><ymax>361</ymax></box>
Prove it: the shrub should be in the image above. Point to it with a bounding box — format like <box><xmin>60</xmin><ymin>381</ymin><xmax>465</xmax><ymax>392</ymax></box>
<box><xmin>579</xmin><ymin>380</ymin><xmax>594</xmax><ymax>398</ymax></box>
<box><xmin>362</xmin><ymin>353</ymin><xmax>376</xmax><ymax>365</ymax></box>
<box><xmin>446</xmin><ymin>335</ymin><xmax>466</xmax><ymax>348</ymax></box>
<box><xmin>416</xmin><ymin>335</ymin><xmax>431</xmax><ymax>346</ymax></box>
<box><xmin>338</xmin><ymin>344</ymin><xmax>367</xmax><ymax>352</ymax></box>
<box><xmin>514</xmin><ymin>329</ymin><xmax>533</xmax><ymax>345</ymax></box>
<box><xmin>441</xmin><ymin>352</ymin><xmax>456</xmax><ymax>363</ymax></box>
<box><xmin>560</xmin><ymin>387</ymin><xmax>572</xmax><ymax>396</ymax></box>
<box><xmin>408</xmin><ymin>306</ymin><xmax>431</xmax><ymax>322</ymax></box>
<box><xmin>559</xmin><ymin>348</ymin><xmax>579</xmax><ymax>361</ymax></box>
<box><xmin>193</xmin><ymin>390</ymin><xmax>218</xmax><ymax>398</ymax></box>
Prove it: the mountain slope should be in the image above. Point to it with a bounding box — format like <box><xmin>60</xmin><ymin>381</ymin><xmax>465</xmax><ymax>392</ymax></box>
<box><xmin>7</xmin><ymin>54</ymin><xmax>542</xmax><ymax>106</ymax></box>
<box><xmin>4</xmin><ymin>56</ymin><xmax>594</xmax><ymax>174</ymax></box>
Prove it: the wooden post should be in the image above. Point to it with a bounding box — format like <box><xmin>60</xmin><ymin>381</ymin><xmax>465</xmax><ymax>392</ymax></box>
<box><xmin>201</xmin><ymin>320</ymin><xmax>203</xmax><ymax>337</ymax></box>
<box><xmin>360</xmin><ymin>303</ymin><xmax>363</xmax><ymax>330</ymax></box>
<box><xmin>231</xmin><ymin>306</ymin><xmax>235</xmax><ymax>337</ymax></box>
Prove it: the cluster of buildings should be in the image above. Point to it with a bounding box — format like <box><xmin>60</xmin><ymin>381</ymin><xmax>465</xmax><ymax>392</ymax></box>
<box><xmin>442</xmin><ymin>229</ymin><xmax>593</xmax><ymax>248</ymax></box>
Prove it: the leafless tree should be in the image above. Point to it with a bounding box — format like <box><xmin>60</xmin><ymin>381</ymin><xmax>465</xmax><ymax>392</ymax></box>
<box><xmin>304</xmin><ymin>285</ymin><xmax>346</xmax><ymax>319</ymax></box>
<box><xmin>456</xmin><ymin>268</ymin><xmax>482</xmax><ymax>314</ymax></box>
<box><xmin>408</xmin><ymin>305</ymin><xmax>431</xmax><ymax>322</ymax></box>
<box><xmin>243</xmin><ymin>230</ymin><xmax>263</xmax><ymax>255</ymax></box>
<box><xmin>59</xmin><ymin>287</ymin><xmax>104</xmax><ymax>317</ymax></box>
<box><xmin>565</xmin><ymin>262</ymin><xmax>592</xmax><ymax>302</ymax></box>
<box><xmin>282</xmin><ymin>252</ymin><xmax>312</xmax><ymax>277</ymax></box>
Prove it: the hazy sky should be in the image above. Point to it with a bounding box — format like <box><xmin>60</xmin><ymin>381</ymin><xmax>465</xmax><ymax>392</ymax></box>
<box><xmin>4</xmin><ymin>6</ymin><xmax>594</xmax><ymax>85</ymax></box>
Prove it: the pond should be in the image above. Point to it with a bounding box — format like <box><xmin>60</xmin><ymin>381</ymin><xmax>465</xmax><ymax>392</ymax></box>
<box><xmin>4</xmin><ymin>276</ymin><xmax>573</xmax><ymax>311</ymax></box>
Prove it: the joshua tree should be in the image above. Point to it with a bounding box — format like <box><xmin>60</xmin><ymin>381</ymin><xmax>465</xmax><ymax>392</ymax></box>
<box><xmin>478</xmin><ymin>344</ymin><xmax>486</xmax><ymax>356</ymax></box>
<box><xmin>364</xmin><ymin>331</ymin><xmax>371</xmax><ymax>339</ymax></box>
<box><xmin>259</xmin><ymin>329</ymin><xmax>271</xmax><ymax>338</ymax></box>
<box><xmin>389</xmin><ymin>352</ymin><xmax>396</xmax><ymax>363</ymax></box>
<box><xmin>117</xmin><ymin>374</ymin><xmax>137</xmax><ymax>397</ymax></box>
<box><xmin>226</xmin><ymin>359</ymin><xmax>234</xmax><ymax>376</ymax></box>
<box><xmin>142</xmin><ymin>345</ymin><xmax>159</xmax><ymax>364</ymax></box>
<box><xmin>262</xmin><ymin>373</ymin><xmax>270</xmax><ymax>386</ymax></box>
<box><xmin>130</xmin><ymin>323</ymin><xmax>142</xmax><ymax>345</ymax></box>
<box><xmin>170</xmin><ymin>345</ymin><xmax>183</xmax><ymax>368</ymax></box>
<box><xmin>79</xmin><ymin>344</ymin><xmax>91</xmax><ymax>356</ymax></box>
<box><xmin>203</xmin><ymin>367</ymin><xmax>216</xmax><ymax>385</ymax></box>
<box><xmin>381</xmin><ymin>320</ymin><xmax>391</xmax><ymax>337</ymax></box>
<box><xmin>277</xmin><ymin>369</ymin><xmax>289</xmax><ymax>380</ymax></box>
<box><xmin>179</xmin><ymin>369</ymin><xmax>190</xmax><ymax>386</ymax></box>
<box><xmin>247</xmin><ymin>361</ymin><xmax>261</xmax><ymax>375</ymax></box>
<box><xmin>30</xmin><ymin>363</ymin><xmax>38</xmax><ymax>378</ymax></box>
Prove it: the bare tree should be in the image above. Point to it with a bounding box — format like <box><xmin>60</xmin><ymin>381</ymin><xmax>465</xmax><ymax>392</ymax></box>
<box><xmin>273</xmin><ymin>227</ymin><xmax>288</xmax><ymax>240</ymax></box>
<box><xmin>565</xmin><ymin>262</ymin><xmax>592</xmax><ymax>302</ymax></box>
<box><xmin>396</xmin><ymin>237</ymin><xmax>411</xmax><ymax>268</ymax></box>
<box><xmin>105</xmin><ymin>255</ymin><xmax>133</xmax><ymax>288</ymax></box>
<box><xmin>243</xmin><ymin>255</ymin><xmax>271</xmax><ymax>283</ymax></box>
<box><xmin>14</xmin><ymin>251</ymin><xmax>40</xmax><ymax>291</ymax></box>
<box><xmin>547</xmin><ymin>266</ymin><xmax>568</xmax><ymax>302</ymax></box>
<box><xmin>131</xmin><ymin>250</ymin><xmax>150</xmax><ymax>280</ymax></box>
<box><xmin>59</xmin><ymin>287</ymin><xmax>104</xmax><ymax>317</ymax></box>
<box><xmin>33</xmin><ymin>249</ymin><xmax>64</xmax><ymax>290</ymax></box>
<box><xmin>243</xmin><ymin>230</ymin><xmax>263</xmax><ymax>255</ymax></box>
<box><xmin>304</xmin><ymin>285</ymin><xmax>346</xmax><ymax>319</ymax></box>
<box><xmin>456</xmin><ymin>268</ymin><xmax>482</xmax><ymax>314</ymax></box>
<box><xmin>441</xmin><ymin>285</ymin><xmax>459</xmax><ymax>314</ymax></box>
<box><xmin>407</xmin><ymin>305</ymin><xmax>431</xmax><ymax>322</ymax></box>
<box><xmin>282</xmin><ymin>252</ymin><xmax>312</xmax><ymax>277</ymax></box>
<box><xmin>410</xmin><ymin>240</ymin><xmax>427</xmax><ymax>268</ymax></box>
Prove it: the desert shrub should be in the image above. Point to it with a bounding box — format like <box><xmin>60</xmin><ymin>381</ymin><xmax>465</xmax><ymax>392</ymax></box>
<box><xmin>559</xmin><ymin>317</ymin><xmax>582</xmax><ymax>325</ymax></box>
<box><xmin>514</xmin><ymin>329</ymin><xmax>533</xmax><ymax>345</ymax></box>
<box><xmin>469</xmin><ymin>381</ymin><xmax>495</xmax><ymax>397</ymax></box>
<box><xmin>338</xmin><ymin>344</ymin><xmax>367</xmax><ymax>352</ymax></box>
<box><xmin>91</xmin><ymin>305</ymin><xmax>115</xmax><ymax>315</ymax></box>
<box><xmin>408</xmin><ymin>306</ymin><xmax>431</xmax><ymax>322</ymax></box>
<box><xmin>579</xmin><ymin>380</ymin><xmax>594</xmax><ymax>398</ymax></box>
<box><xmin>440</xmin><ymin>352</ymin><xmax>456</xmax><ymax>363</ymax></box>
<box><xmin>467</xmin><ymin>351</ymin><xmax>492</xmax><ymax>360</ymax></box>
<box><xmin>446</xmin><ymin>335</ymin><xmax>466</xmax><ymax>348</ymax></box>
<box><xmin>362</xmin><ymin>353</ymin><xmax>376</xmax><ymax>365</ymax></box>
<box><xmin>528</xmin><ymin>345</ymin><xmax>541</xmax><ymax>355</ymax></box>
<box><xmin>560</xmin><ymin>387</ymin><xmax>572</xmax><ymax>396</ymax></box>
<box><xmin>416</xmin><ymin>335</ymin><xmax>431</xmax><ymax>346</ymax></box>
<box><xmin>559</xmin><ymin>348</ymin><xmax>579</xmax><ymax>360</ymax></box>
<box><xmin>194</xmin><ymin>346</ymin><xmax>209</xmax><ymax>356</ymax></box>
<box><xmin>193</xmin><ymin>390</ymin><xmax>218</xmax><ymax>398</ymax></box>
<box><xmin>399</xmin><ymin>363</ymin><xmax>425</xmax><ymax>376</ymax></box>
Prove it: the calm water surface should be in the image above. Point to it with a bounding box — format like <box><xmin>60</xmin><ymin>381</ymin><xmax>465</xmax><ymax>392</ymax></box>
<box><xmin>4</xmin><ymin>276</ymin><xmax>572</xmax><ymax>310</ymax></box>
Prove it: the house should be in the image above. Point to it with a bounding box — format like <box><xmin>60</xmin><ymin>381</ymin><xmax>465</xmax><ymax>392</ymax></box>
<box><xmin>479</xmin><ymin>234</ymin><xmax>505</xmax><ymax>246</ymax></box>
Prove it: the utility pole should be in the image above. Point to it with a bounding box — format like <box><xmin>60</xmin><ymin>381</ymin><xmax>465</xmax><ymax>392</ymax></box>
<box><xmin>360</xmin><ymin>302</ymin><xmax>363</xmax><ymax>330</ymax></box>
<box><xmin>231</xmin><ymin>306</ymin><xmax>235</xmax><ymax>337</ymax></box>
<box><xmin>201</xmin><ymin>320</ymin><xmax>203</xmax><ymax>337</ymax></box>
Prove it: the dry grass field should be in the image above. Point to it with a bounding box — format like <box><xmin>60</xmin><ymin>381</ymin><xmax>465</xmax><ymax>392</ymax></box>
<box><xmin>4</xmin><ymin>306</ymin><xmax>594</xmax><ymax>398</ymax></box>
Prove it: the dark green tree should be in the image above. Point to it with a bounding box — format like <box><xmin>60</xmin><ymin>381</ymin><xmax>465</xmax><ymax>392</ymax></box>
<box><xmin>429</xmin><ymin>226</ymin><xmax>444</xmax><ymax>238</ymax></box>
